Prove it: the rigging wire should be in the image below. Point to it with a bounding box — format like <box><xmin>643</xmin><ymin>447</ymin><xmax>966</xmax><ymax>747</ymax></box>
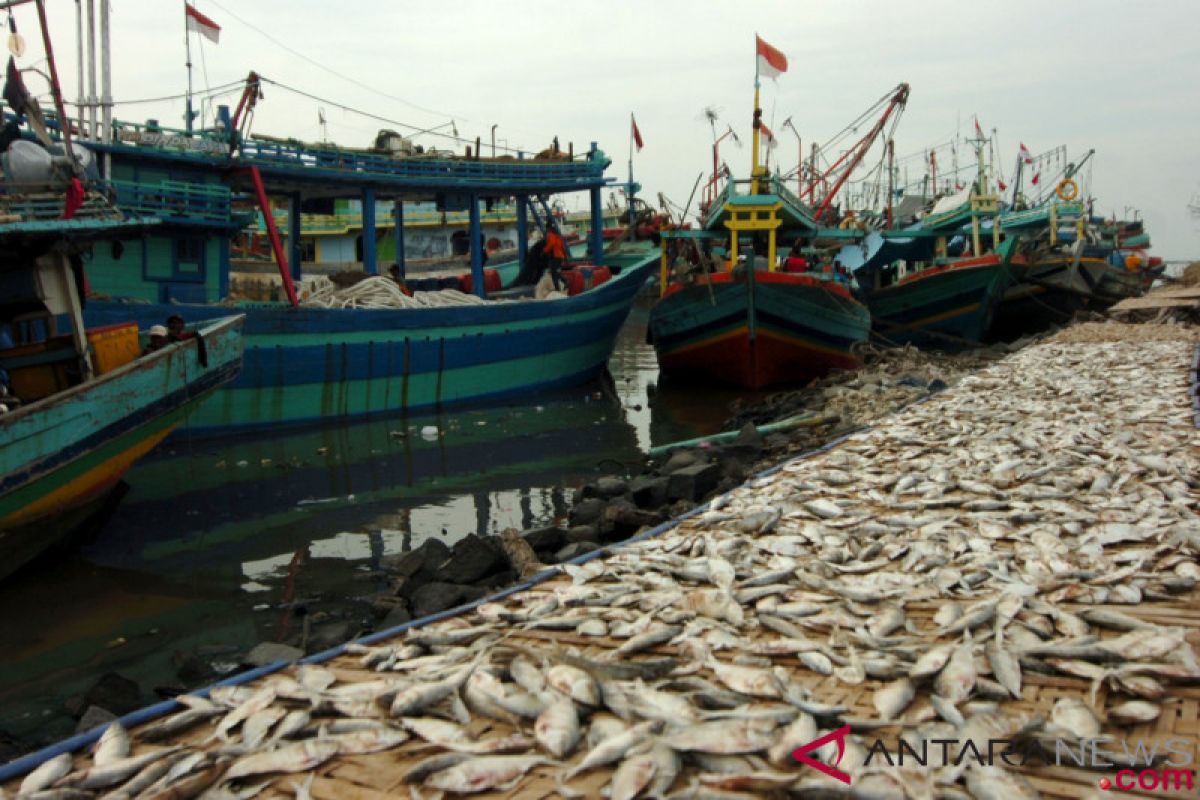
<box><xmin>204</xmin><ymin>0</ymin><xmax>472</xmax><ymax>126</ymax></box>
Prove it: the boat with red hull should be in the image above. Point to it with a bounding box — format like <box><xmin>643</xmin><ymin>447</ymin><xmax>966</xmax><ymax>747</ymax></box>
<box><xmin>650</xmin><ymin>268</ymin><xmax>869</xmax><ymax>389</ymax></box>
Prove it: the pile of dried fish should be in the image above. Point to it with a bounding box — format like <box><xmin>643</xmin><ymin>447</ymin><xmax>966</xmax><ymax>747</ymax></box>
<box><xmin>5</xmin><ymin>338</ymin><xmax>1197</xmax><ymax>799</ymax></box>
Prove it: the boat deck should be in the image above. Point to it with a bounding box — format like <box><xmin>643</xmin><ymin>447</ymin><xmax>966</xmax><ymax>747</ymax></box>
<box><xmin>4</xmin><ymin>323</ymin><xmax>1198</xmax><ymax>799</ymax></box>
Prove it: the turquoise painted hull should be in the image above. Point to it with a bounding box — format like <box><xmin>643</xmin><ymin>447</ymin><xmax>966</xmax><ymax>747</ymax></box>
<box><xmin>862</xmin><ymin>255</ymin><xmax>1013</xmax><ymax>348</ymax></box>
<box><xmin>0</xmin><ymin>315</ymin><xmax>244</xmax><ymax>580</ymax></box>
<box><xmin>649</xmin><ymin>272</ymin><xmax>870</xmax><ymax>389</ymax></box>
<box><xmin>85</xmin><ymin>254</ymin><xmax>656</xmax><ymax>434</ymax></box>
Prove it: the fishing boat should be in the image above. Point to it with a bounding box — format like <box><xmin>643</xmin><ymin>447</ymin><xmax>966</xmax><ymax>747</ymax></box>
<box><xmin>85</xmin><ymin>244</ymin><xmax>654</xmax><ymax>434</ymax></box>
<box><xmin>988</xmin><ymin>192</ymin><xmax>1156</xmax><ymax>338</ymax></box>
<box><xmin>649</xmin><ymin>242</ymin><xmax>869</xmax><ymax>388</ymax></box>
<box><xmin>647</xmin><ymin>45</ymin><xmax>873</xmax><ymax>389</ymax></box>
<box><xmin>842</xmin><ymin>127</ymin><xmax>1025</xmax><ymax>348</ymax></box>
<box><xmin>53</xmin><ymin>62</ymin><xmax>657</xmax><ymax>433</ymax></box>
<box><xmin>0</xmin><ymin>171</ymin><xmax>244</xmax><ymax>581</ymax></box>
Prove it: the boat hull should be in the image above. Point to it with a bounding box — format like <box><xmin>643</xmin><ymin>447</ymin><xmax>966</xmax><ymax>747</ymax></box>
<box><xmin>0</xmin><ymin>315</ymin><xmax>244</xmax><ymax>580</ymax></box>
<box><xmin>990</xmin><ymin>255</ymin><xmax>1118</xmax><ymax>339</ymax></box>
<box><xmin>648</xmin><ymin>271</ymin><xmax>870</xmax><ymax>389</ymax></box>
<box><xmin>864</xmin><ymin>254</ymin><xmax>1012</xmax><ymax>348</ymax></box>
<box><xmin>84</xmin><ymin>255</ymin><xmax>656</xmax><ymax>434</ymax></box>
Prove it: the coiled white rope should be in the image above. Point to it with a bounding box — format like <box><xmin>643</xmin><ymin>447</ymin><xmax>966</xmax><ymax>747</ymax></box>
<box><xmin>297</xmin><ymin>275</ymin><xmax>512</xmax><ymax>309</ymax></box>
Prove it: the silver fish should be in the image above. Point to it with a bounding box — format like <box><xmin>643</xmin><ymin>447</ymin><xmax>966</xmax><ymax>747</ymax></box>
<box><xmin>933</xmin><ymin>645</ymin><xmax>976</xmax><ymax>704</ymax></box>
<box><xmin>18</xmin><ymin>752</ymin><xmax>74</xmax><ymax>795</ymax></box>
<box><xmin>1107</xmin><ymin>700</ymin><xmax>1161</xmax><ymax>725</ymax></box>
<box><xmin>424</xmin><ymin>755</ymin><xmax>551</xmax><ymax>793</ymax></box>
<box><xmin>873</xmin><ymin>678</ymin><xmax>915</xmax><ymax>721</ymax></box>
<box><xmin>225</xmin><ymin>739</ymin><xmax>339</xmax><ymax>781</ymax></box>
<box><xmin>534</xmin><ymin>697</ymin><xmax>580</xmax><ymax>758</ymax></box>
<box><xmin>564</xmin><ymin>720</ymin><xmax>661</xmax><ymax>780</ymax></box>
<box><xmin>985</xmin><ymin>637</ymin><xmax>1023</xmax><ymax>699</ymax></box>
<box><xmin>609</xmin><ymin>746</ymin><xmax>658</xmax><ymax>800</ymax></box>
<box><xmin>92</xmin><ymin>722</ymin><xmax>129</xmax><ymax>767</ymax></box>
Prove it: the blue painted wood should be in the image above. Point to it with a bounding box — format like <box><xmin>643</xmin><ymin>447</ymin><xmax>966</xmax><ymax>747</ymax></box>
<box><xmin>393</xmin><ymin>200</ymin><xmax>405</xmax><ymax>277</ymax></box>
<box><xmin>287</xmin><ymin>193</ymin><xmax>302</xmax><ymax>282</ymax></box>
<box><xmin>517</xmin><ymin>196</ymin><xmax>528</xmax><ymax>268</ymax></box>
<box><xmin>589</xmin><ymin>186</ymin><xmax>604</xmax><ymax>266</ymax></box>
<box><xmin>469</xmin><ymin>194</ymin><xmax>484</xmax><ymax>298</ymax></box>
<box><xmin>361</xmin><ymin>186</ymin><xmax>377</xmax><ymax>275</ymax></box>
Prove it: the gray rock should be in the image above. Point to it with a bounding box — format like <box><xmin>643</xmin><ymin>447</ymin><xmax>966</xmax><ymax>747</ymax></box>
<box><xmin>411</xmin><ymin>582</ymin><xmax>468</xmax><ymax>618</ymax></box>
<box><xmin>601</xmin><ymin>498</ymin><xmax>662</xmax><ymax>538</ymax></box>
<box><xmin>522</xmin><ymin>526</ymin><xmax>566</xmax><ymax>553</ymax></box>
<box><xmin>380</xmin><ymin>605</ymin><xmax>412</xmax><ymax>630</ymax></box>
<box><xmin>666</xmin><ymin>462</ymin><xmax>721</xmax><ymax>503</ymax></box>
<box><xmin>75</xmin><ymin>705</ymin><xmax>118</xmax><ymax>735</ymax></box>
<box><xmin>568</xmin><ymin>497</ymin><xmax>607</xmax><ymax>527</ymax></box>
<box><xmin>82</xmin><ymin>672</ymin><xmax>141</xmax><ymax>717</ymax></box>
<box><xmin>244</xmin><ymin>641</ymin><xmax>304</xmax><ymax>667</ymax></box>
<box><xmin>306</xmin><ymin>621</ymin><xmax>355</xmax><ymax>654</ymax></box>
<box><xmin>662</xmin><ymin>449</ymin><xmax>702</xmax><ymax>474</ymax></box>
<box><xmin>564</xmin><ymin>525</ymin><xmax>599</xmax><ymax>544</ymax></box>
<box><xmin>380</xmin><ymin>549</ymin><xmax>425</xmax><ymax>578</ymax></box>
<box><xmin>719</xmin><ymin>424</ymin><xmax>764</xmax><ymax>462</ymax></box>
<box><xmin>432</xmin><ymin>534</ymin><xmax>503</xmax><ymax>584</ymax></box>
<box><xmin>593</xmin><ymin>476</ymin><xmax>629</xmax><ymax>499</ymax></box>
<box><xmin>629</xmin><ymin>475</ymin><xmax>669</xmax><ymax>509</ymax></box>
<box><xmin>381</xmin><ymin>538</ymin><xmax>451</xmax><ymax>581</ymax></box>
<box><xmin>555</xmin><ymin>542</ymin><xmax>601</xmax><ymax>562</ymax></box>
<box><xmin>173</xmin><ymin>651</ymin><xmax>215</xmax><ymax>684</ymax></box>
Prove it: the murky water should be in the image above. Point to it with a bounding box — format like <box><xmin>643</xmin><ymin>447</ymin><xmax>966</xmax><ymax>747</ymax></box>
<box><xmin>0</xmin><ymin>298</ymin><xmax>761</xmax><ymax>753</ymax></box>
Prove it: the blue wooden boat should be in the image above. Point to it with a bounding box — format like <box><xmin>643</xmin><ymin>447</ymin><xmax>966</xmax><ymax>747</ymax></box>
<box><xmin>0</xmin><ymin>210</ymin><xmax>244</xmax><ymax>580</ymax></box>
<box><xmin>650</xmin><ymin>264</ymin><xmax>869</xmax><ymax>389</ymax></box>
<box><xmin>84</xmin><ymin>249</ymin><xmax>654</xmax><ymax>434</ymax></box>
<box><xmin>25</xmin><ymin>62</ymin><xmax>659</xmax><ymax>435</ymax></box>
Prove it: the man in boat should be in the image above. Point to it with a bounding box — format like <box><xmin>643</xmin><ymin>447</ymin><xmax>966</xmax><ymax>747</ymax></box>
<box><xmin>514</xmin><ymin>239</ymin><xmax>546</xmax><ymax>287</ymax></box>
<box><xmin>166</xmin><ymin>314</ymin><xmax>195</xmax><ymax>342</ymax></box>
<box><xmin>543</xmin><ymin>224</ymin><xmax>567</xmax><ymax>291</ymax></box>
<box><xmin>782</xmin><ymin>239</ymin><xmax>810</xmax><ymax>273</ymax></box>
<box><xmin>143</xmin><ymin>324</ymin><xmax>168</xmax><ymax>355</ymax></box>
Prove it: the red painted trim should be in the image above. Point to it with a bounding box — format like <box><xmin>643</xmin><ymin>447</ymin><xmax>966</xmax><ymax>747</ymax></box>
<box><xmin>894</xmin><ymin>252</ymin><xmax>1006</xmax><ymax>285</ymax></box>
<box><xmin>664</xmin><ymin>271</ymin><xmax>856</xmax><ymax>301</ymax></box>
<box><xmin>659</xmin><ymin>326</ymin><xmax>860</xmax><ymax>390</ymax></box>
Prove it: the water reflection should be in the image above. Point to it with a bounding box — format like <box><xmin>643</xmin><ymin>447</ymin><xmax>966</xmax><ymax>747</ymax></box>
<box><xmin>0</xmin><ymin>297</ymin><xmax>743</xmax><ymax>751</ymax></box>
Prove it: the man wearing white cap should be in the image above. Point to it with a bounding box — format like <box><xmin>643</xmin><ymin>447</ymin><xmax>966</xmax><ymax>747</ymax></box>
<box><xmin>143</xmin><ymin>324</ymin><xmax>168</xmax><ymax>355</ymax></box>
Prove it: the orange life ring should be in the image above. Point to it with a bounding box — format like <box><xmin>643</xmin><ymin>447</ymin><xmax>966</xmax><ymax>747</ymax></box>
<box><xmin>1056</xmin><ymin>179</ymin><xmax>1078</xmax><ymax>201</ymax></box>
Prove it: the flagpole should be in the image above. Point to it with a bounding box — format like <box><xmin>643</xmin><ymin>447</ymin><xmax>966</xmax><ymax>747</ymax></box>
<box><xmin>628</xmin><ymin>113</ymin><xmax>635</xmax><ymax>229</ymax></box>
<box><xmin>184</xmin><ymin>3</ymin><xmax>193</xmax><ymax>134</ymax></box>
<box><xmin>751</xmin><ymin>41</ymin><xmax>761</xmax><ymax>194</ymax></box>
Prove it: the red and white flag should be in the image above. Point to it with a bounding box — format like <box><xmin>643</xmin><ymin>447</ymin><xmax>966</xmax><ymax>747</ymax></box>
<box><xmin>755</xmin><ymin>35</ymin><xmax>788</xmax><ymax>80</ymax></box>
<box><xmin>185</xmin><ymin>3</ymin><xmax>220</xmax><ymax>44</ymax></box>
<box><xmin>631</xmin><ymin>114</ymin><xmax>644</xmax><ymax>152</ymax></box>
<box><xmin>974</xmin><ymin>117</ymin><xmax>983</xmax><ymax>138</ymax></box>
<box><xmin>760</xmin><ymin>122</ymin><xmax>774</xmax><ymax>142</ymax></box>
<box><xmin>1018</xmin><ymin>142</ymin><xmax>1032</xmax><ymax>165</ymax></box>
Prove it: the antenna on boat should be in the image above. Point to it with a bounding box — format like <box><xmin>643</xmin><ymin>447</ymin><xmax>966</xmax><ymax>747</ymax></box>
<box><xmin>183</xmin><ymin>4</ymin><xmax>193</xmax><ymax>133</ymax></box>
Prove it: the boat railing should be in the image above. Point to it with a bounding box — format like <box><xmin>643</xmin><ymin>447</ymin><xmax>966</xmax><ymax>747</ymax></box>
<box><xmin>235</xmin><ymin>137</ymin><xmax>609</xmax><ymax>185</ymax></box>
<box><xmin>0</xmin><ymin>181</ymin><xmax>124</xmax><ymax>226</ymax></box>
<box><xmin>259</xmin><ymin>206</ymin><xmax>523</xmax><ymax>235</ymax></box>
<box><xmin>104</xmin><ymin>179</ymin><xmax>234</xmax><ymax>225</ymax></box>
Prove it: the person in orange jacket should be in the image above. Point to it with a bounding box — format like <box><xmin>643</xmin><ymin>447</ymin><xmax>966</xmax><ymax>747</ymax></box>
<box><xmin>543</xmin><ymin>224</ymin><xmax>566</xmax><ymax>291</ymax></box>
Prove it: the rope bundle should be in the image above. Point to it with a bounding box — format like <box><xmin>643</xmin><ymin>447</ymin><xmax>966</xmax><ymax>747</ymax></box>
<box><xmin>298</xmin><ymin>275</ymin><xmax>509</xmax><ymax>309</ymax></box>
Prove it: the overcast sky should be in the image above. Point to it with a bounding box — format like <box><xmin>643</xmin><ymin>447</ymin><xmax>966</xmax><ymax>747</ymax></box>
<box><xmin>21</xmin><ymin>0</ymin><xmax>1200</xmax><ymax>258</ymax></box>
